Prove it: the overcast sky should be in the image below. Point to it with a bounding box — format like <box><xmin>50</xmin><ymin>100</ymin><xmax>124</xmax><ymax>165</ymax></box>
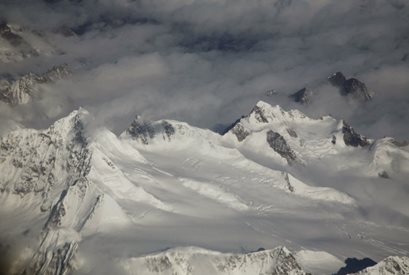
<box><xmin>0</xmin><ymin>0</ymin><xmax>408</xmax><ymax>139</ymax></box>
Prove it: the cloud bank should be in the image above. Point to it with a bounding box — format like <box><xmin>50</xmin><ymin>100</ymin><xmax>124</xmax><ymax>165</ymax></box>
<box><xmin>0</xmin><ymin>0</ymin><xmax>408</xmax><ymax>139</ymax></box>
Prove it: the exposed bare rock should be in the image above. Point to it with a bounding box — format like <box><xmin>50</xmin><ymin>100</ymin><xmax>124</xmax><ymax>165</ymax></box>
<box><xmin>251</xmin><ymin>105</ymin><xmax>269</xmax><ymax>123</ymax></box>
<box><xmin>126</xmin><ymin>116</ymin><xmax>156</xmax><ymax>144</ymax></box>
<box><xmin>229</xmin><ymin>122</ymin><xmax>250</xmax><ymax>142</ymax></box>
<box><xmin>162</xmin><ymin>121</ymin><xmax>176</xmax><ymax>140</ymax></box>
<box><xmin>287</xmin><ymin>128</ymin><xmax>298</xmax><ymax>138</ymax></box>
<box><xmin>342</xmin><ymin>121</ymin><xmax>370</xmax><ymax>147</ymax></box>
<box><xmin>125</xmin><ymin>116</ymin><xmax>177</xmax><ymax>144</ymax></box>
<box><xmin>329</xmin><ymin>72</ymin><xmax>347</xmax><ymax>88</ymax></box>
<box><xmin>342</xmin><ymin>78</ymin><xmax>372</xmax><ymax>101</ymax></box>
<box><xmin>289</xmin><ymin>88</ymin><xmax>312</xmax><ymax>104</ymax></box>
<box><xmin>328</xmin><ymin>72</ymin><xmax>373</xmax><ymax>101</ymax></box>
<box><xmin>267</xmin><ymin>130</ymin><xmax>297</xmax><ymax>163</ymax></box>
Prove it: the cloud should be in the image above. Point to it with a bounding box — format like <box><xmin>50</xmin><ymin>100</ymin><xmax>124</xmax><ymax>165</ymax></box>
<box><xmin>0</xmin><ymin>0</ymin><xmax>408</xmax><ymax>140</ymax></box>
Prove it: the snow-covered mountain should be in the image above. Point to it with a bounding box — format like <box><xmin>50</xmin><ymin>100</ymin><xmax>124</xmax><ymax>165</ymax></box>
<box><xmin>121</xmin><ymin>246</ymin><xmax>307</xmax><ymax>275</ymax></box>
<box><xmin>0</xmin><ymin>64</ymin><xmax>70</xmax><ymax>105</ymax></box>
<box><xmin>350</xmin><ymin>256</ymin><xmax>409</xmax><ymax>274</ymax></box>
<box><xmin>0</xmin><ymin>101</ymin><xmax>408</xmax><ymax>274</ymax></box>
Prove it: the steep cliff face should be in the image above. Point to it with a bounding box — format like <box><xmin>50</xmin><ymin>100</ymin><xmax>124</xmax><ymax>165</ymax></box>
<box><xmin>0</xmin><ymin>109</ymin><xmax>104</xmax><ymax>275</ymax></box>
<box><xmin>328</xmin><ymin>72</ymin><xmax>373</xmax><ymax>102</ymax></box>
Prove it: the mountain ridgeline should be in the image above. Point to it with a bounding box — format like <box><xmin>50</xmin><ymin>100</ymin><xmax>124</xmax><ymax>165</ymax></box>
<box><xmin>0</xmin><ymin>101</ymin><xmax>408</xmax><ymax>275</ymax></box>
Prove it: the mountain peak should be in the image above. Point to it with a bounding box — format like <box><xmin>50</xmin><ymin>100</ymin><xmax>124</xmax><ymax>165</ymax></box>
<box><xmin>255</xmin><ymin>100</ymin><xmax>274</xmax><ymax>109</ymax></box>
<box><xmin>328</xmin><ymin>72</ymin><xmax>373</xmax><ymax>101</ymax></box>
<box><xmin>48</xmin><ymin>108</ymin><xmax>89</xmax><ymax>140</ymax></box>
<box><xmin>0</xmin><ymin>64</ymin><xmax>71</xmax><ymax>105</ymax></box>
<box><xmin>289</xmin><ymin>87</ymin><xmax>312</xmax><ymax>104</ymax></box>
<box><xmin>254</xmin><ymin>100</ymin><xmax>286</xmax><ymax>114</ymax></box>
<box><xmin>123</xmin><ymin>115</ymin><xmax>177</xmax><ymax>145</ymax></box>
<box><xmin>224</xmin><ymin>101</ymin><xmax>309</xmax><ymax>143</ymax></box>
<box><xmin>341</xmin><ymin>120</ymin><xmax>370</xmax><ymax>147</ymax></box>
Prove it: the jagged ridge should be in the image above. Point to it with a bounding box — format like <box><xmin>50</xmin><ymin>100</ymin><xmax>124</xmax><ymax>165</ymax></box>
<box><xmin>121</xmin><ymin>246</ymin><xmax>308</xmax><ymax>275</ymax></box>
<box><xmin>0</xmin><ymin>64</ymin><xmax>70</xmax><ymax>105</ymax></box>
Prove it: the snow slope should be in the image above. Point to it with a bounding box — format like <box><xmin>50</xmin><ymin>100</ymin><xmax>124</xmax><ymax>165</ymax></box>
<box><xmin>0</xmin><ymin>102</ymin><xmax>409</xmax><ymax>274</ymax></box>
<box><xmin>351</xmin><ymin>256</ymin><xmax>409</xmax><ymax>275</ymax></box>
<box><xmin>121</xmin><ymin>246</ymin><xmax>306</xmax><ymax>275</ymax></box>
<box><xmin>295</xmin><ymin>250</ymin><xmax>344</xmax><ymax>275</ymax></box>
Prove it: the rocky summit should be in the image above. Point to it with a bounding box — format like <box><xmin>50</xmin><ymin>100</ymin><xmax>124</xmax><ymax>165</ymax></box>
<box><xmin>328</xmin><ymin>72</ymin><xmax>373</xmax><ymax>101</ymax></box>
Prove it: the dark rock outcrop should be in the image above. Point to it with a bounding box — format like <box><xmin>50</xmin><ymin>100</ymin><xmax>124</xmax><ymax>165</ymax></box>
<box><xmin>222</xmin><ymin>116</ymin><xmax>251</xmax><ymax>142</ymax></box>
<box><xmin>126</xmin><ymin>116</ymin><xmax>155</xmax><ymax>144</ymax></box>
<box><xmin>252</xmin><ymin>105</ymin><xmax>269</xmax><ymax>123</ymax></box>
<box><xmin>328</xmin><ymin>72</ymin><xmax>372</xmax><ymax>101</ymax></box>
<box><xmin>162</xmin><ymin>121</ymin><xmax>176</xmax><ymax>140</ymax></box>
<box><xmin>221</xmin><ymin>118</ymin><xmax>250</xmax><ymax>142</ymax></box>
<box><xmin>266</xmin><ymin>130</ymin><xmax>297</xmax><ymax>163</ymax></box>
<box><xmin>289</xmin><ymin>88</ymin><xmax>312</xmax><ymax>104</ymax></box>
<box><xmin>231</xmin><ymin>123</ymin><xmax>250</xmax><ymax>142</ymax></box>
<box><xmin>342</xmin><ymin>122</ymin><xmax>370</xmax><ymax>147</ymax></box>
<box><xmin>331</xmin><ymin>135</ymin><xmax>337</xmax><ymax>145</ymax></box>
<box><xmin>126</xmin><ymin>117</ymin><xmax>177</xmax><ymax>144</ymax></box>
<box><xmin>342</xmin><ymin>78</ymin><xmax>372</xmax><ymax>101</ymax></box>
<box><xmin>329</xmin><ymin>72</ymin><xmax>347</xmax><ymax>88</ymax></box>
<box><xmin>287</xmin><ymin>128</ymin><xmax>298</xmax><ymax>138</ymax></box>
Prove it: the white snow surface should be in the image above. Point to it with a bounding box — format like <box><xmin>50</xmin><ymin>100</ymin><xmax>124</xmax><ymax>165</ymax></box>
<box><xmin>1</xmin><ymin>101</ymin><xmax>409</xmax><ymax>274</ymax></box>
<box><xmin>351</xmin><ymin>256</ymin><xmax>409</xmax><ymax>275</ymax></box>
<box><xmin>121</xmin><ymin>246</ymin><xmax>306</xmax><ymax>275</ymax></box>
<box><xmin>295</xmin><ymin>250</ymin><xmax>344</xmax><ymax>275</ymax></box>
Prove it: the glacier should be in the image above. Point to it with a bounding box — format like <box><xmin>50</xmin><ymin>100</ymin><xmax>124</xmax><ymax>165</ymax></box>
<box><xmin>0</xmin><ymin>101</ymin><xmax>408</xmax><ymax>274</ymax></box>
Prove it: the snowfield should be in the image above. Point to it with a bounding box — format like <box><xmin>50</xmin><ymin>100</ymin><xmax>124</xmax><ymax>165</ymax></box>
<box><xmin>0</xmin><ymin>101</ymin><xmax>408</xmax><ymax>274</ymax></box>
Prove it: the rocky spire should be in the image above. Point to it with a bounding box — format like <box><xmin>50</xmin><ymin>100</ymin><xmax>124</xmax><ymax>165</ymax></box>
<box><xmin>328</xmin><ymin>72</ymin><xmax>373</xmax><ymax>101</ymax></box>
